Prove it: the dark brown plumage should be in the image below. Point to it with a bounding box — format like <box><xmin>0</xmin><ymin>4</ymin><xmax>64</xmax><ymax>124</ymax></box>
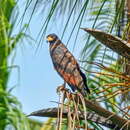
<box><xmin>46</xmin><ymin>34</ymin><xmax>90</xmax><ymax>96</ymax></box>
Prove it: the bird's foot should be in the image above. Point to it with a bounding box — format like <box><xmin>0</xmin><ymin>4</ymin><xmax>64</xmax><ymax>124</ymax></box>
<box><xmin>56</xmin><ymin>84</ymin><xmax>69</xmax><ymax>94</ymax></box>
<box><xmin>56</xmin><ymin>85</ymin><xmax>64</xmax><ymax>93</ymax></box>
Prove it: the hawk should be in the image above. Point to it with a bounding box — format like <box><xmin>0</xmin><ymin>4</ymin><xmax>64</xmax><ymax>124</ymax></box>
<box><xmin>46</xmin><ymin>34</ymin><xmax>90</xmax><ymax>96</ymax></box>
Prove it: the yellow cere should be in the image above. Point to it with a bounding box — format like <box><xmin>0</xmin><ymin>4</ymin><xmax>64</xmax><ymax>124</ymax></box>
<box><xmin>47</xmin><ymin>37</ymin><xmax>54</xmax><ymax>42</ymax></box>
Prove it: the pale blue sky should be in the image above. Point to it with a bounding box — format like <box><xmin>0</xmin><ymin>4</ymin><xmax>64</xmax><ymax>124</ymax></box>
<box><xmin>8</xmin><ymin>0</ymin><xmax>91</xmax><ymax>122</ymax></box>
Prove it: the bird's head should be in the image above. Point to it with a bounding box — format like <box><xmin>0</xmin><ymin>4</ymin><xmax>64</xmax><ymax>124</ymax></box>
<box><xmin>46</xmin><ymin>34</ymin><xmax>58</xmax><ymax>44</ymax></box>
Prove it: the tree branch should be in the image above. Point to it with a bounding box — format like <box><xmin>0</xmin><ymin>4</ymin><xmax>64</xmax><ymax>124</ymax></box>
<box><xmin>82</xmin><ymin>28</ymin><xmax>130</xmax><ymax>60</ymax></box>
<box><xmin>28</xmin><ymin>107</ymin><xmax>116</xmax><ymax>129</ymax></box>
<box><xmin>83</xmin><ymin>97</ymin><xmax>130</xmax><ymax>130</ymax></box>
<box><xmin>29</xmin><ymin>95</ymin><xmax>130</xmax><ymax>130</ymax></box>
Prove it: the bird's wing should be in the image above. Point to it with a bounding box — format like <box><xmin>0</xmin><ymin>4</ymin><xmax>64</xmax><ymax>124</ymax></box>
<box><xmin>50</xmin><ymin>43</ymin><xmax>84</xmax><ymax>90</ymax></box>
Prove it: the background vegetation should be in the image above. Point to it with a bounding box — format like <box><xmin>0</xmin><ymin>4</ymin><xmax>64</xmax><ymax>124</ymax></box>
<box><xmin>0</xmin><ymin>0</ymin><xmax>130</xmax><ymax>129</ymax></box>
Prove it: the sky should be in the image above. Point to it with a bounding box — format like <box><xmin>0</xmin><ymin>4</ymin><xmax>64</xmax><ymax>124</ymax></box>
<box><xmin>8</xmin><ymin>0</ymin><xmax>91</xmax><ymax>122</ymax></box>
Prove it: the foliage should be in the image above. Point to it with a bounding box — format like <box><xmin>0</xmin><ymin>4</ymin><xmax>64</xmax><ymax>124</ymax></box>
<box><xmin>0</xmin><ymin>0</ymin><xmax>42</xmax><ymax>129</ymax></box>
<box><xmin>21</xmin><ymin>0</ymin><xmax>130</xmax><ymax>129</ymax></box>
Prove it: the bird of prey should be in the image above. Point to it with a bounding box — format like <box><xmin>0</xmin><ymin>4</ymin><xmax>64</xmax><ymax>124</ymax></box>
<box><xmin>46</xmin><ymin>34</ymin><xmax>90</xmax><ymax>96</ymax></box>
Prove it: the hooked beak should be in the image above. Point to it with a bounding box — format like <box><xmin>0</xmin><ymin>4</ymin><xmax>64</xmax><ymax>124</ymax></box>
<box><xmin>46</xmin><ymin>37</ymin><xmax>54</xmax><ymax>42</ymax></box>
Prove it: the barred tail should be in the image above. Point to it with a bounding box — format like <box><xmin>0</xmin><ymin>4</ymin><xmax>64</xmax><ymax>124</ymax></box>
<box><xmin>79</xmin><ymin>70</ymin><xmax>90</xmax><ymax>96</ymax></box>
